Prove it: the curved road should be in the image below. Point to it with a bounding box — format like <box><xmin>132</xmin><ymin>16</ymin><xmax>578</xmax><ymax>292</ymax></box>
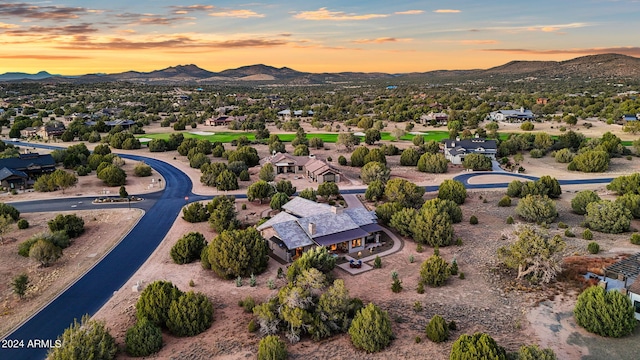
<box><xmin>0</xmin><ymin>142</ymin><xmax>617</xmax><ymax>359</ymax></box>
<box><xmin>1</xmin><ymin>147</ymin><xmax>208</xmax><ymax>359</ymax></box>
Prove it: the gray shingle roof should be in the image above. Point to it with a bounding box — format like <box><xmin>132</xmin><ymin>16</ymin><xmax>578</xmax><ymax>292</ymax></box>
<box><xmin>272</xmin><ymin>221</ymin><xmax>315</xmax><ymax>249</ymax></box>
<box><xmin>281</xmin><ymin>197</ymin><xmax>332</xmax><ymax>218</ymax></box>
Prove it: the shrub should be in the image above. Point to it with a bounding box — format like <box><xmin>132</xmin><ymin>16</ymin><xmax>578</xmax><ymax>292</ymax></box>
<box><xmin>449</xmin><ymin>332</ymin><xmax>507</xmax><ymax>360</ymax></box>
<box><xmin>572</xmin><ymin>150</ymin><xmax>610</xmax><ymax>172</ymax></box>
<box><xmin>48</xmin><ymin>214</ymin><xmax>85</xmax><ymax>238</ymax></box>
<box><xmin>574</xmin><ymin>285</ymin><xmax>636</xmax><ymax>337</ymax></box>
<box><xmin>182</xmin><ymin>202</ymin><xmax>209</xmax><ymax>223</ymax></box>
<box><xmin>555</xmin><ymin>148</ymin><xmax>574</xmax><ymax>163</ymax></box>
<box><xmin>415</xmin><ymin>336</ymin><xmax>422</xmax><ymax>343</ymax></box>
<box><xmin>419</xmin><ymin>254</ymin><xmax>450</xmax><ymax>287</ymax></box>
<box><xmin>417</xmin><ymin>282</ymin><xmax>425</xmax><ymax>294</ymax></box>
<box><xmin>248</xmin><ymin>319</ymin><xmax>258</xmax><ymax>333</ymax></box>
<box><xmin>0</xmin><ymin>202</ymin><xmax>20</xmax><ymax>221</ymax></box>
<box><xmin>469</xmin><ymin>215</ymin><xmax>478</xmax><ymax>225</ymax></box>
<box><xmin>582</xmin><ymin>229</ymin><xmax>593</xmax><ymax>240</ymax></box>
<box><xmin>587</xmin><ymin>242</ymin><xmax>600</xmax><ymax>254</ymax></box>
<box><xmin>585</xmin><ymin>200</ymin><xmax>632</xmax><ymax>234</ymax></box>
<box><xmin>417</xmin><ymin>153</ymin><xmax>449</xmax><ymax>173</ymax></box>
<box><xmin>571</xmin><ymin>190</ymin><xmax>601</xmax><ymax>215</ymax></box>
<box><xmin>134</xmin><ymin>162</ymin><xmax>152</xmax><ymax>177</ymax></box>
<box><xmin>125</xmin><ymin>317</ymin><xmax>163</xmax><ymax>357</ymax></box>
<box><xmin>515</xmin><ymin>195</ymin><xmax>557</xmax><ymax>224</ymax></box>
<box><xmin>506</xmin><ymin>216</ymin><xmax>514</xmax><ymax>224</ymax></box>
<box><xmin>48</xmin><ymin>315</ymin><xmax>117</xmax><ymax>360</ymax></box>
<box><xmin>462</xmin><ymin>153</ymin><xmax>492</xmax><ymax>171</ymax></box>
<box><xmin>498</xmin><ymin>196</ymin><xmax>511</xmax><ymax>207</ymax></box>
<box><xmin>631</xmin><ymin>233</ymin><xmax>640</xmax><ymax>245</ymax></box>
<box><xmin>529</xmin><ymin>149</ymin><xmax>544</xmax><ymax>158</ymax></box>
<box><xmin>448</xmin><ymin>320</ymin><xmax>457</xmax><ymax>331</ymax></box>
<box><xmin>425</xmin><ymin>315</ymin><xmax>449</xmax><ymax>343</ymax></box>
<box><xmin>373</xmin><ymin>256</ymin><xmax>382</xmax><ymax>269</ymax></box>
<box><xmin>520</xmin><ymin>121</ymin><xmax>534</xmax><ymax>131</ymax></box>
<box><xmin>564</xmin><ymin>229</ymin><xmax>575</xmax><ymax>237</ymax></box>
<box><xmin>17</xmin><ymin>219</ymin><xmax>29</xmax><ymax>229</ymax></box>
<box><xmin>136</xmin><ymin>280</ymin><xmax>183</xmax><ymax>327</ymax></box>
<box><xmin>29</xmin><ymin>239</ymin><xmax>62</xmax><ymax>267</ymax></box>
<box><xmin>506</xmin><ymin>180</ymin><xmax>523</xmax><ymax>197</ymax></box>
<box><xmin>239</xmin><ymin>296</ymin><xmax>256</xmax><ymax>313</ymax></box>
<box><xmin>459</xmin><ymin>272</ymin><xmax>465</xmax><ymax>279</ymax></box>
<box><xmin>438</xmin><ymin>179</ymin><xmax>467</xmax><ymax>205</ymax></box>
<box><xmin>450</xmin><ymin>259</ymin><xmax>458</xmax><ymax>275</ymax></box>
<box><xmin>557</xmin><ymin>222</ymin><xmax>568</xmax><ymax>229</ymax></box>
<box><xmin>391</xmin><ymin>278</ymin><xmax>403</xmax><ymax>293</ymax></box>
<box><xmin>170</xmin><ymin>232</ymin><xmax>207</xmax><ymax>264</ymax></box>
<box><xmin>97</xmin><ymin>164</ymin><xmax>127</xmax><ymax>186</ymax></box>
<box><xmin>207</xmin><ymin>227</ymin><xmax>269</xmax><ymax>279</ymax></box>
<box><xmin>517</xmin><ymin>345</ymin><xmax>558</xmax><ymax>360</ymax></box>
<box><xmin>338</xmin><ymin>155</ymin><xmax>347</xmax><ymax>165</ymax></box>
<box><xmin>348</xmin><ymin>303</ymin><xmax>393</xmax><ymax>353</ymax></box>
<box><xmin>167</xmin><ymin>291</ymin><xmax>214</xmax><ymax>337</ymax></box>
<box><xmin>258</xmin><ymin>335</ymin><xmax>287</xmax><ymax>360</ymax></box>
<box><xmin>413</xmin><ymin>301</ymin><xmax>423</xmax><ymax>312</ymax></box>
<box><xmin>421</xmin><ymin>198</ymin><xmax>463</xmax><ymax>223</ymax></box>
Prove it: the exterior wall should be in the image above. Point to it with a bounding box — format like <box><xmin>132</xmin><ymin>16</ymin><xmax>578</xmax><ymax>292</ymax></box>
<box><xmin>630</xmin><ymin>292</ymin><xmax>640</xmax><ymax>320</ymax></box>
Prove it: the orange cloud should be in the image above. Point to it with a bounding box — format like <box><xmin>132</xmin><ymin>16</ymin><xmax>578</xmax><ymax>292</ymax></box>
<box><xmin>461</xmin><ymin>39</ymin><xmax>498</xmax><ymax>45</ymax></box>
<box><xmin>433</xmin><ymin>9</ymin><xmax>461</xmax><ymax>13</ymax></box>
<box><xmin>351</xmin><ymin>37</ymin><xmax>412</xmax><ymax>44</ymax></box>
<box><xmin>394</xmin><ymin>10</ymin><xmax>424</xmax><ymax>15</ymax></box>
<box><xmin>480</xmin><ymin>47</ymin><xmax>640</xmax><ymax>57</ymax></box>
<box><xmin>0</xmin><ymin>22</ymin><xmax>17</xmax><ymax>29</ymax></box>
<box><xmin>52</xmin><ymin>36</ymin><xmax>287</xmax><ymax>51</ymax></box>
<box><xmin>209</xmin><ymin>10</ymin><xmax>264</xmax><ymax>18</ymax></box>
<box><xmin>294</xmin><ymin>8</ymin><xmax>388</xmax><ymax>21</ymax></box>
<box><xmin>0</xmin><ymin>54</ymin><xmax>89</xmax><ymax>60</ymax></box>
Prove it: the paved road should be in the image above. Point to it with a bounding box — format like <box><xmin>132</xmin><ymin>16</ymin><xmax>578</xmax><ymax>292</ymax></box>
<box><xmin>1</xmin><ymin>147</ymin><xmax>205</xmax><ymax>359</ymax></box>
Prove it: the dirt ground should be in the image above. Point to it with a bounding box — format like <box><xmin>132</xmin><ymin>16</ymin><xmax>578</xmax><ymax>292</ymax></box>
<box><xmin>0</xmin><ymin>208</ymin><xmax>143</xmax><ymax>337</ymax></box>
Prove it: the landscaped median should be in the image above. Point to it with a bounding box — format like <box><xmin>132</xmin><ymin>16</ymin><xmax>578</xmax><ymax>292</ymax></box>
<box><xmin>93</xmin><ymin>196</ymin><xmax>143</xmax><ymax>204</ymax></box>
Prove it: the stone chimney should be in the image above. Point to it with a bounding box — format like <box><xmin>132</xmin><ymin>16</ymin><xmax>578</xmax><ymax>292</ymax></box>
<box><xmin>308</xmin><ymin>222</ymin><xmax>316</xmax><ymax>235</ymax></box>
<box><xmin>331</xmin><ymin>206</ymin><xmax>343</xmax><ymax>214</ymax></box>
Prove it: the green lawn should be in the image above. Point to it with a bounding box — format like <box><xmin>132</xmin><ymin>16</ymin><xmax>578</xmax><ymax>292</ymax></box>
<box><xmin>136</xmin><ymin>130</ymin><xmax>634</xmax><ymax>146</ymax></box>
<box><xmin>136</xmin><ymin>131</ymin><xmax>452</xmax><ymax>144</ymax></box>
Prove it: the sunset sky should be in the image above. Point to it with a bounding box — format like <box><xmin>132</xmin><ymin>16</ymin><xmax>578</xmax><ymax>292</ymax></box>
<box><xmin>1</xmin><ymin>1</ymin><xmax>639</xmax><ymax>75</ymax></box>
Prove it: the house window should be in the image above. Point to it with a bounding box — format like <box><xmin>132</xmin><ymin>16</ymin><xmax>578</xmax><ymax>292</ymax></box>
<box><xmin>351</xmin><ymin>238</ymin><xmax>361</xmax><ymax>248</ymax></box>
<box><xmin>298</xmin><ymin>166</ymin><xmax>303</xmax><ymax>171</ymax></box>
<box><xmin>634</xmin><ymin>300</ymin><xmax>640</xmax><ymax>314</ymax></box>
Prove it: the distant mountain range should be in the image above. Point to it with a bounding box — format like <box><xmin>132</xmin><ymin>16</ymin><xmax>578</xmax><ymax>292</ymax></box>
<box><xmin>2</xmin><ymin>53</ymin><xmax>639</xmax><ymax>84</ymax></box>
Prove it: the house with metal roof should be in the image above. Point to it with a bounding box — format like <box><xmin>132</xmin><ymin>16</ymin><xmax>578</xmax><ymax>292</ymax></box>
<box><xmin>489</xmin><ymin>107</ymin><xmax>535</xmax><ymax>122</ymax></box>
<box><xmin>257</xmin><ymin>197</ymin><xmax>382</xmax><ymax>262</ymax></box>
<box><xmin>442</xmin><ymin>137</ymin><xmax>497</xmax><ymax>165</ymax></box>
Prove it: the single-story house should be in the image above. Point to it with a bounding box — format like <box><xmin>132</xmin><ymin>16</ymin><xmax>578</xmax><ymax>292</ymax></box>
<box><xmin>260</xmin><ymin>152</ymin><xmax>340</xmax><ymax>183</ymax></box>
<box><xmin>204</xmin><ymin>115</ymin><xmax>247</xmax><ymax>126</ymax></box>
<box><xmin>602</xmin><ymin>253</ymin><xmax>640</xmax><ymax>320</ymax></box>
<box><xmin>84</xmin><ymin>119</ymin><xmax>135</xmax><ymax>129</ymax></box>
<box><xmin>0</xmin><ymin>167</ymin><xmax>28</xmax><ymax>189</ymax></box>
<box><xmin>442</xmin><ymin>137</ymin><xmax>497</xmax><ymax>165</ymax></box>
<box><xmin>489</xmin><ymin>108</ymin><xmax>535</xmax><ymax>122</ymax></box>
<box><xmin>420</xmin><ymin>112</ymin><xmax>449</xmax><ymax>125</ymax></box>
<box><xmin>257</xmin><ymin>197</ymin><xmax>382</xmax><ymax>262</ymax></box>
<box><xmin>0</xmin><ymin>153</ymin><xmax>56</xmax><ymax>188</ymax></box>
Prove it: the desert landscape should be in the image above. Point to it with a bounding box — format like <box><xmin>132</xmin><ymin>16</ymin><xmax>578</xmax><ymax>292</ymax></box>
<box><xmin>2</xmin><ymin>114</ymin><xmax>640</xmax><ymax>359</ymax></box>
